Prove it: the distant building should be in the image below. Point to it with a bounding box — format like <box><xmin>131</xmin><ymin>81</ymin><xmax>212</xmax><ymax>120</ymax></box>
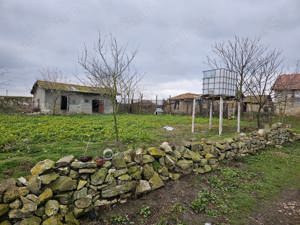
<box><xmin>243</xmin><ymin>95</ymin><xmax>273</xmax><ymax>113</ymax></box>
<box><xmin>166</xmin><ymin>93</ymin><xmax>201</xmax><ymax>115</ymax></box>
<box><xmin>31</xmin><ymin>80</ymin><xmax>113</xmax><ymax>114</ymax></box>
<box><xmin>272</xmin><ymin>74</ymin><xmax>300</xmax><ymax>115</ymax></box>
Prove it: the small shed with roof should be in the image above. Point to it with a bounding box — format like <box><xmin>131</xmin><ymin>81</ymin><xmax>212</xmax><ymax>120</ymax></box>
<box><xmin>272</xmin><ymin>73</ymin><xmax>300</xmax><ymax>115</ymax></box>
<box><xmin>31</xmin><ymin>80</ymin><xmax>113</xmax><ymax>114</ymax></box>
<box><xmin>167</xmin><ymin>93</ymin><xmax>201</xmax><ymax>115</ymax></box>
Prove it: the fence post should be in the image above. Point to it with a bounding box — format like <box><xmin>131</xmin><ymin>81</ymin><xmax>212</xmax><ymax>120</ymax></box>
<box><xmin>219</xmin><ymin>96</ymin><xmax>223</xmax><ymax>136</ymax></box>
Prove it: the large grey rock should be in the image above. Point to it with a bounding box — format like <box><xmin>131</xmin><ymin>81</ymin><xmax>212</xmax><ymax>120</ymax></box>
<box><xmin>101</xmin><ymin>181</ymin><xmax>136</xmax><ymax>198</ymax></box>
<box><xmin>160</xmin><ymin>142</ymin><xmax>173</xmax><ymax>153</ymax></box>
<box><xmin>54</xmin><ymin>192</ymin><xmax>73</xmax><ymax>205</ymax></box>
<box><xmin>20</xmin><ymin>196</ymin><xmax>37</xmax><ymax>213</ymax></box>
<box><xmin>40</xmin><ymin>172</ymin><xmax>59</xmax><ymax>185</ymax></box>
<box><xmin>73</xmin><ymin>188</ymin><xmax>87</xmax><ymax>200</ymax></box>
<box><xmin>165</xmin><ymin>155</ymin><xmax>176</xmax><ymax>167</ymax></box>
<box><xmin>176</xmin><ymin>160</ymin><xmax>193</xmax><ymax>170</ymax></box>
<box><xmin>3</xmin><ymin>187</ymin><xmax>19</xmax><ymax>203</ymax></box>
<box><xmin>112</xmin><ymin>153</ymin><xmax>127</xmax><ymax>169</ymax></box>
<box><xmin>143</xmin><ymin>164</ymin><xmax>155</xmax><ymax>180</ymax></box>
<box><xmin>56</xmin><ymin>155</ymin><xmax>74</xmax><ymax>167</ymax></box>
<box><xmin>74</xmin><ymin>196</ymin><xmax>92</xmax><ymax>209</ymax></box>
<box><xmin>9</xmin><ymin>209</ymin><xmax>29</xmax><ymax>219</ymax></box>
<box><xmin>113</xmin><ymin>168</ymin><xmax>128</xmax><ymax>177</ymax></box>
<box><xmin>90</xmin><ymin>168</ymin><xmax>108</xmax><ymax>185</ymax></box>
<box><xmin>20</xmin><ymin>216</ymin><xmax>42</xmax><ymax>225</ymax></box>
<box><xmin>45</xmin><ymin>200</ymin><xmax>59</xmax><ymax>217</ymax></box>
<box><xmin>149</xmin><ymin>173</ymin><xmax>164</xmax><ymax>190</ymax></box>
<box><xmin>135</xmin><ymin>180</ymin><xmax>151</xmax><ymax>194</ymax></box>
<box><xmin>142</xmin><ymin>155</ymin><xmax>155</xmax><ymax>164</ymax></box>
<box><xmin>147</xmin><ymin>147</ymin><xmax>166</xmax><ymax>158</ymax></box>
<box><xmin>71</xmin><ymin>161</ymin><xmax>96</xmax><ymax>169</ymax></box>
<box><xmin>50</xmin><ymin>176</ymin><xmax>77</xmax><ymax>192</ymax></box>
<box><xmin>38</xmin><ymin>188</ymin><xmax>53</xmax><ymax>203</ymax></box>
<box><xmin>27</xmin><ymin>176</ymin><xmax>41</xmax><ymax>195</ymax></box>
<box><xmin>30</xmin><ymin>159</ymin><xmax>55</xmax><ymax>176</ymax></box>
<box><xmin>183</xmin><ymin>150</ymin><xmax>201</xmax><ymax>162</ymax></box>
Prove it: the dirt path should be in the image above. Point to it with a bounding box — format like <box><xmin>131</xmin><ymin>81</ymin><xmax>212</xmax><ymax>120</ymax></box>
<box><xmin>81</xmin><ymin>174</ymin><xmax>211</xmax><ymax>225</ymax></box>
<box><xmin>248</xmin><ymin>189</ymin><xmax>300</xmax><ymax>225</ymax></box>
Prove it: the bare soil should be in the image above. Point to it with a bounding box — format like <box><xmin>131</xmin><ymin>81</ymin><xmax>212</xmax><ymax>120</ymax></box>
<box><xmin>81</xmin><ymin>174</ymin><xmax>213</xmax><ymax>225</ymax></box>
<box><xmin>248</xmin><ymin>188</ymin><xmax>300</xmax><ymax>225</ymax></box>
<box><xmin>81</xmin><ymin>172</ymin><xmax>300</xmax><ymax>225</ymax></box>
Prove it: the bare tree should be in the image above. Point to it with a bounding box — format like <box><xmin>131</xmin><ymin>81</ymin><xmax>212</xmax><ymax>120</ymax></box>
<box><xmin>296</xmin><ymin>60</ymin><xmax>300</xmax><ymax>73</ymax></box>
<box><xmin>0</xmin><ymin>68</ymin><xmax>7</xmax><ymax>87</ymax></box>
<box><xmin>244</xmin><ymin>50</ymin><xmax>282</xmax><ymax>128</ymax></box>
<box><xmin>207</xmin><ymin>36</ymin><xmax>267</xmax><ymax>132</ymax></box>
<box><xmin>40</xmin><ymin>68</ymin><xmax>68</xmax><ymax>115</ymax></box>
<box><xmin>79</xmin><ymin>33</ymin><xmax>138</xmax><ymax>143</ymax></box>
<box><xmin>121</xmin><ymin>71</ymin><xmax>142</xmax><ymax>113</ymax></box>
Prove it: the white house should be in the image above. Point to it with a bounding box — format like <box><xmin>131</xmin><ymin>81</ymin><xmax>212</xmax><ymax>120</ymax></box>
<box><xmin>31</xmin><ymin>80</ymin><xmax>113</xmax><ymax>114</ymax></box>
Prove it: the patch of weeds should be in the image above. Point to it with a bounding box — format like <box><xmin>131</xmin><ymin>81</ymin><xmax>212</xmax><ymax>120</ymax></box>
<box><xmin>191</xmin><ymin>189</ymin><xmax>217</xmax><ymax>213</ymax></box>
<box><xmin>110</xmin><ymin>215</ymin><xmax>130</xmax><ymax>224</ymax></box>
<box><xmin>152</xmin><ymin>161</ymin><xmax>161</xmax><ymax>171</ymax></box>
<box><xmin>139</xmin><ymin>205</ymin><xmax>151</xmax><ymax>218</ymax></box>
<box><xmin>171</xmin><ymin>203</ymin><xmax>186</xmax><ymax>214</ymax></box>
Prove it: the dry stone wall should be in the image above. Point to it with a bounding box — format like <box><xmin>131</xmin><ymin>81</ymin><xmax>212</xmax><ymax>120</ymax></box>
<box><xmin>0</xmin><ymin>123</ymin><xmax>296</xmax><ymax>225</ymax></box>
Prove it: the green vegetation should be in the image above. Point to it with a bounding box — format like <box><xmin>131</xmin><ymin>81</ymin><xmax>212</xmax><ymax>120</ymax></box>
<box><xmin>189</xmin><ymin>141</ymin><xmax>300</xmax><ymax>224</ymax></box>
<box><xmin>139</xmin><ymin>206</ymin><xmax>151</xmax><ymax>219</ymax></box>
<box><xmin>0</xmin><ymin>113</ymin><xmax>256</xmax><ymax>179</ymax></box>
<box><xmin>110</xmin><ymin>215</ymin><xmax>129</xmax><ymax>225</ymax></box>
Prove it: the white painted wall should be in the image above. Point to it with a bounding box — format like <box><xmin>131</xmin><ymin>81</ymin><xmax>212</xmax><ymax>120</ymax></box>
<box><xmin>33</xmin><ymin>87</ymin><xmax>113</xmax><ymax>114</ymax></box>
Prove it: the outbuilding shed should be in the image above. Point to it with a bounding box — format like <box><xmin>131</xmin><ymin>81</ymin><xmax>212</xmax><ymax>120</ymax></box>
<box><xmin>31</xmin><ymin>80</ymin><xmax>113</xmax><ymax>114</ymax></box>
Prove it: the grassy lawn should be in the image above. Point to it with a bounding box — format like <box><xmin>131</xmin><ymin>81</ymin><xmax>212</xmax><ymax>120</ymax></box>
<box><xmin>0</xmin><ymin>113</ymin><xmax>256</xmax><ymax>180</ymax></box>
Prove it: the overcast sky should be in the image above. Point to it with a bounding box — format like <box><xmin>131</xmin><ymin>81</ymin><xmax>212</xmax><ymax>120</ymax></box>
<box><xmin>0</xmin><ymin>0</ymin><xmax>300</xmax><ymax>98</ymax></box>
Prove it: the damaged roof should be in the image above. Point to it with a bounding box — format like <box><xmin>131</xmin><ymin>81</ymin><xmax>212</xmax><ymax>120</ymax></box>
<box><xmin>272</xmin><ymin>74</ymin><xmax>300</xmax><ymax>91</ymax></box>
<box><xmin>31</xmin><ymin>80</ymin><xmax>110</xmax><ymax>95</ymax></box>
<box><xmin>170</xmin><ymin>92</ymin><xmax>201</xmax><ymax>100</ymax></box>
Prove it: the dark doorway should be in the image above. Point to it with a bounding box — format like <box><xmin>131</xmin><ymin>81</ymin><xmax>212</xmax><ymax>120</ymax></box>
<box><xmin>92</xmin><ymin>100</ymin><xmax>104</xmax><ymax>113</ymax></box>
<box><xmin>61</xmin><ymin>96</ymin><xmax>68</xmax><ymax>110</ymax></box>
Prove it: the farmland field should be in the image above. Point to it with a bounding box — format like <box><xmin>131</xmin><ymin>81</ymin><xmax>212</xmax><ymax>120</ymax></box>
<box><xmin>0</xmin><ymin>113</ymin><xmax>257</xmax><ymax>180</ymax></box>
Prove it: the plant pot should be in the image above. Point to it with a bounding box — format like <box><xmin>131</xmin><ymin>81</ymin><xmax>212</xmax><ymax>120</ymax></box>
<box><xmin>95</xmin><ymin>158</ymin><xmax>105</xmax><ymax>167</ymax></box>
<box><xmin>103</xmin><ymin>148</ymin><xmax>113</xmax><ymax>160</ymax></box>
<box><xmin>78</xmin><ymin>156</ymin><xmax>93</xmax><ymax>162</ymax></box>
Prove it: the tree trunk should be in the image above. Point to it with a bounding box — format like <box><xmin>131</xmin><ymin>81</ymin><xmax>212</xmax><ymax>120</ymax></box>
<box><xmin>52</xmin><ymin>96</ymin><xmax>58</xmax><ymax>115</ymax></box>
<box><xmin>112</xmin><ymin>101</ymin><xmax>119</xmax><ymax>143</ymax></box>
<box><xmin>256</xmin><ymin>108</ymin><xmax>262</xmax><ymax>129</ymax></box>
<box><xmin>237</xmin><ymin>100</ymin><xmax>241</xmax><ymax>133</ymax></box>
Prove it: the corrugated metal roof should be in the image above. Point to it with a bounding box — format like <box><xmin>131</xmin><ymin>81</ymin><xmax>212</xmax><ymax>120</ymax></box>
<box><xmin>31</xmin><ymin>80</ymin><xmax>110</xmax><ymax>95</ymax></box>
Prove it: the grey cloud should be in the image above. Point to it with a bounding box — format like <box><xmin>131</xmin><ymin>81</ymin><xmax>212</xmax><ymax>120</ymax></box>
<box><xmin>0</xmin><ymin>0</ymin><xmax>299</xmax><ymax>98</ymax></box>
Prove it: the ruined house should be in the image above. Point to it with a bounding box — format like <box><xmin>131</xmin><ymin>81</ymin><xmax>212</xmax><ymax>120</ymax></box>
<box><xmin>31</xmin><ymin>80</ymin><xmax>113</xmax><ymax>114</ymax></box>
<box><xmin>166</xmin><ymin>93</ymin><xmax>201</xmax><ymax>115</ymax></box>
<box><xmin>272</xmin><ymin>74</ymin><xmax>300</xmax><ymax>116</ymax></box>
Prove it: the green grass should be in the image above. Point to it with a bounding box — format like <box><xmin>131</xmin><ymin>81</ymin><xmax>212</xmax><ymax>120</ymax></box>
<box><xmin>0</xmin><ymin>113</ymin><xmax>256</xmax><ymax>180</ymax></box>
<box><xmin>192</xmin><ymin>141</ymin><xmax>300</xmax><ymax>224</ymax></box>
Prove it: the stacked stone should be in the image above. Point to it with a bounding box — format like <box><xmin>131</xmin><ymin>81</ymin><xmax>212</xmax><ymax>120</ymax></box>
<box><xmin>0</xmin><ymin>124</ymin><xmax>295</xmax><ymax>225</ymax></box>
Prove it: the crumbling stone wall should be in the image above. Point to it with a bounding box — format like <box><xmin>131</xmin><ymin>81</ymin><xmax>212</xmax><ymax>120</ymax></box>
<box><xmin>0</xmin><ymin>96</ymin><xmax>32</xmax><ymax>113</ymax></box>
<box><xmin>0</xmin><ymin>123</ymin><xmax>296</xmax><ymax>225</ymax></box>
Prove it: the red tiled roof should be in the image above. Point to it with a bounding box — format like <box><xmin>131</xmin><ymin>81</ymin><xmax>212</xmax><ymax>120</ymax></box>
<box><xmin>170</xmin><ymin>93</ymin><xmax>201</xmax><ymax>100</ymax></box>
<box><xmin>273</xmin><ymin>74</ymin><xmax>300</xmax><ymax>91</ymax></box>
